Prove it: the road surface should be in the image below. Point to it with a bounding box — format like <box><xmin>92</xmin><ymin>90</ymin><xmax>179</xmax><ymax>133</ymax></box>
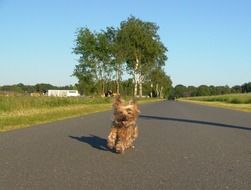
<box><xmin>0</xmin><ymin>101</ymin><xmax>251</xmax><ymax>190</ymax></box>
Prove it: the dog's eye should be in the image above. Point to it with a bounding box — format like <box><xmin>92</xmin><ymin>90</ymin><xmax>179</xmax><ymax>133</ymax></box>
<box><xmin>127</xmin><ymin>110</ymin><xmax>132</xmax><ymax>115</ymax></box>
<box><xmin>126</xmin><ymin>109</ymin><xmax>131</xmax><ymax>113</ymax></box>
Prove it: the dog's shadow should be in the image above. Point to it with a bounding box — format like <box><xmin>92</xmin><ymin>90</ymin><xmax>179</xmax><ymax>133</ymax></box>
<box><xmin>69</xmin><ymin>135</ymin><xmax>111</xmax><ymax>152</ymax></box>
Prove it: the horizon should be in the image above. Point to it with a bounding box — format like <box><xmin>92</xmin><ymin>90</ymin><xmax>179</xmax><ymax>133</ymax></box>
<box><xmin>0</xmin><ymin>81</ymin><xmax>250</xmax><ymax>89</ymax></box>
<box><xmin>1</xmin><ymin>0</ymin><xmax>250</xmax><ymax>87</ymax></box>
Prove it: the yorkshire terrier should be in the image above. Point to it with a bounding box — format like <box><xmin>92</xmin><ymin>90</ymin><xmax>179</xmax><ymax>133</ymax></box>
<box><xmin>107</xmin><ymin>95</ymin><xmax>140</xmax><ymax>154</ymax></box>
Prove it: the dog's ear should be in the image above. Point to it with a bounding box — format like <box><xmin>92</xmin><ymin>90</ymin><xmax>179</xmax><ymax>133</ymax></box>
<box><xmin>115</xmin><ymin>94</ymin><xmax>121</xmax><ymax>101</ymax></box>
<box><xmin>113</xmin><ymin>94</ymin><xmax>123</xmax><ymax>108</ymax></box>
<box><xmin>128</xmin><ymin>98</ymin><xmax>137</xmax><ymax>105</ymax></box>
<box><xmin>129</xmin><ymin>99</ymin><xmax>140</xmax><ymax>114</ymax></box>
<box><xmin>115</xmin><ymin>95</ymin><xmax>123</xmax><ymax>103</ymax></box>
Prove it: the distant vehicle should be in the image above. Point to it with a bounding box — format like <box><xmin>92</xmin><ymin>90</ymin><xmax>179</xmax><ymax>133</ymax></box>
<box><xmin>47</xmin><ymin>90</ymin><xmax>80</xmax><ymax>97</ymax></box>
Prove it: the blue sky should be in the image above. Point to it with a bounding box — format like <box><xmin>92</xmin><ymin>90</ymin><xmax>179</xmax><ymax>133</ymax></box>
<box><xmin>0</xmin><ymin>0</ymin><xmax>250</xmax><ymax>87</ymax></box>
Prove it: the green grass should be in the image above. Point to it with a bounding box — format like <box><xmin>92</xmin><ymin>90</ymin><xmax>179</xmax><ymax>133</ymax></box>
<box><xmin>179</xmin><ymin>93</ymin><xmax>251</xmax><ymax>113</ymax></box>
<box><xmin>0</xmin><ymin>96</ymin><xmax>112</xmax><ymax>113</ymax></box>
<box><xmin>181</xmin><ymin>93</ymin><xmax>251</xmax><ymax>104</ymax></box>
<box><xmin>0</xmin><ymin>96</ymin><xmax>162</xmax><ymax>132</ymax></box>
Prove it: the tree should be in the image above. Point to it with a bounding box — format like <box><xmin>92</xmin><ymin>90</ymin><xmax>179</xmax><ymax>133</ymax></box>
<box><xmin>241</xmin><ymin>82</ymin><xmax>251</xmax><ymax>93</ymax></box>
<box><xmin>120</xmin><ymin>79</ymin><xmax>134</xmax><ymax>96</ymax></box>
<box><xmin>174</xmin><ymin>85</ymin><xmax>187</xmax><ymax>98</ymax></box>
<box><xmin>73</xmin><ymin>28</ymin><xmax>97</xmax><ymax>95</ymax></box>
<box><xmin>73</xmin><ymin>28</ymin><xmax>115</xmax><ymax>95</ymax></box>
<box><xmin>95</xmin><ymin>31</ymin><xmax>115</xmax><ymax>94</ymax></box>
<box><xmin>214</xmin><ymin>85</ymin><xmax>231</xmax><ymax>95</ymax></box>
<box><xmin>187</xmin><ymin>86</ymin><xmax>197</xmax><ymax>97</ymax></box>
<box><xmin>144</xmin><ymin>67</ymin><xmax>172</xmax><ymax>98</ymax></box>
<box><xmin>35</xmin><ymin>83</ymin><xmax>55</xmax><ymax>93</ymax></box>
<box><xmin>117</xmin><ymin>16</ymin><xmax>167</xmax><ymax>97</ymax></box>
<box><xmin>103</xmin><ymin>27</ymin><xmax>124</xmax><ymax>94</ymax></box>
<box><xmin>231</xmin><ymin>85</ymin><xmax>242</xmax><ymax>93</ymax></box>
<box><xmin>73</xmin><ymin>27</ymin><xmax>126</xmax><ymax>95</ymax></box>
<box><xmin>73</xmin><ymin>16</ymin><xmax>168</xmax><ymax>97</ymax></box>
<box><xmin>197</xmin><ymin>85</ymin><xmax>210</xmax><ymax>96</ymax></box>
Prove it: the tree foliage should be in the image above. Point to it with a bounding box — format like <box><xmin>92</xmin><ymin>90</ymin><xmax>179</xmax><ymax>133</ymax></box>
<box><xmin>117</xmin><ymin>16</ymin><xmax>167</xmax><ymax>96</ymax></box>
<box><xmin>143</xmin><ymin>67</ymin><xmax>172</xmax><ymax>98</ymax></box>
<box><xmin>241</xmin><ymin>82</ymin><xmax>251</xmax><ymax>93</ymax></box>
<box><xmin>170</xmin><ymin>83</ymin><xmax>251</xmax><ymax>99</ymax></box>
<box><xmin>0</xmin><ymin>83</ymin><xmax>75</xmax><ymax>94</ymax></box>
<box><xmin>73</xmin><ymin>16</ymin><xmax>169</xmax><ymax>97</ymax></box>
<box><xmin>73</xmin><ymin>28</ymin><xmax>113</xmax><ymax>95</ymax></box>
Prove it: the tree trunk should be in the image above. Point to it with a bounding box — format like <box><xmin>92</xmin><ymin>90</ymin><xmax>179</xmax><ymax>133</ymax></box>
<box><xmin>156</xmin><ymin>83</ymin><xmax>159</xmax><ymax>97</ymax></box>
<box><xmin>139</xmin><ymin>74</ymin><xmax>143</xmax><ymax>97</ymax></box>
<box><xmin>116</xmin><ymin>64</ymin><xmax>120</xmax><ymax>94</ymax></box>
<box><xmin>100</xmin><ymin>79</ymin><xmax>105</xmax><ymax>95</ymax></box>
<box><xmin>134</xmin><ymin>57</ymin><xmax>139</xmax><ymax>97</ymax></box>
<box><xmin>134</xmin><ymin>74</ymin><xmax>138</xmax><ymax>97</ymax></box>
<box><xmin>160</xmin><ymin>86</ymin><xmax>163</xmax><ymax>98</ymax></box>
<box><xmin>139</xmin><ymin>82</ymin><xmax>142</xmax><ymax>97</ymax></box>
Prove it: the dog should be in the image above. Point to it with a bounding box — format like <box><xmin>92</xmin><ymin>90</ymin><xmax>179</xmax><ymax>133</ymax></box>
<box><xmin>107</xmin><ymin>95</ymin><xmax>140</xmax><ymax>154</ymax></box>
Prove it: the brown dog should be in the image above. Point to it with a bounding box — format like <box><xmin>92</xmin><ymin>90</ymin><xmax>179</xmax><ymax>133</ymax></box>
<box><xmin>107</xmin><ymin>95</ymin><xmax>140</xmax><ymax>154</ymax></box>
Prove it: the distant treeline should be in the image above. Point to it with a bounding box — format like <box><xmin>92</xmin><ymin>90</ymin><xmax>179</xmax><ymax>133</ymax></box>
<box><xmin>170</xmin><ymin>82</ymin><xmax>251</xmax><ymax>99</ymax></box>
<box><xmin>0</xmin><ymin>83</ymin><xmax>76</xmax><ymax>94</ymax></box>
<box><xmin>1</xmin><ymin>82</ymin><xmax>251</xmax><ymax>99</ymax></box>
<box><xmin>0</xmin><ymin>79</ymin><xmax>172</xmax><ymax>98</ymax></box>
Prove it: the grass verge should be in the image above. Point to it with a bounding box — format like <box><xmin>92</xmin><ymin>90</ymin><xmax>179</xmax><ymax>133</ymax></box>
<box><xmin>0</xmin><ymin>97</ymin><xmax>162</xmax><ymax>132</ymax></box>
<box><xmin>180</xmin><ymin>93</ymin><xmax>251</xmax><ymax>104</ymax></box>
<box><xmin>179</xmin><ymin>99</ymin><xmax>251</xmax><ymax>113</ymax></box>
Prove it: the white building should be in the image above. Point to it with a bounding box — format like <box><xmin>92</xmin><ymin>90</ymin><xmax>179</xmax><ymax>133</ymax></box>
<box><xmin>47</xmin><ymin>90</ymin><xmax>80</xmax><ymax>97</ymax></box>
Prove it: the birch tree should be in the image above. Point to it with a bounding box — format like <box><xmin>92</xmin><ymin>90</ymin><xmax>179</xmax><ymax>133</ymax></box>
<box><xmin>73</xmin><ymin>28</ymin><xmax>114</xmax><ymax>95</ymax></box>
<box><xmin>117</xmin><ymin>16</ymin><xmax>167</xmax><ymax>97</ymax></box>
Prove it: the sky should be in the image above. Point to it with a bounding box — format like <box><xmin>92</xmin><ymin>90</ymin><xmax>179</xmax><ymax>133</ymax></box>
<box><xmin>0</xmin><ymin>0</ymin><xmax>250</xmax><ymax>87</ymax></box>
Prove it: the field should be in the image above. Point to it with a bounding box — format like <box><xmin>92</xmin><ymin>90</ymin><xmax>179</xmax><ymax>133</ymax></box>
<box><xmin>0</xmin><ymin>96</ymin><xmax>161</xmax><ymax>132</ymax></box>
<box><xmin>179</xmin><ymin>93</ymin><xmax>251</xmax><ymax>113</ymax></box>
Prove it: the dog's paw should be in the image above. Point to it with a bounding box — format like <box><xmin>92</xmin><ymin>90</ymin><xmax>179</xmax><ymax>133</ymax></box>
<box><xmin>107</xmin><ymin>142</ymin><xmax>115</xmax><ymax>150</ymax></box>
<box><xmin>115</xmin><ymin>148</ymin><xmax>125</xmax><ymax>154</ymax></box>
<box><xmin>115</xmin><ymin>144</ymin><xmax>125</xmax><ymax>154</ymax></box>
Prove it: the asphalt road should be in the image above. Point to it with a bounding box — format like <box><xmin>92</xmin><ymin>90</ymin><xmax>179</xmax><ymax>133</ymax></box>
<box><xmin>1</xmin><ymin>101</ymin><xmax>251</xmax><ymax>190</ymax></box>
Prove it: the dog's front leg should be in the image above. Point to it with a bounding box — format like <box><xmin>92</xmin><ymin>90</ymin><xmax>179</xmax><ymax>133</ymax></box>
<box><xmin>128</xmin><ymin>126</ymin><xmax>138</xmax><ymax>149</ymax></box>
<box><xmin>107</xmin><ymin>127</ymin><xmax>117</xmax><ymax>149</ymax></box>
<box><xmin>115</xmin><ymin>141</ymin><xmax>126</xmax><ymax>154</ymax></box>
<box><xmin>115</xmin><ymin>130</ymin><xmax>127</xmax><ymax>154</ymax></box>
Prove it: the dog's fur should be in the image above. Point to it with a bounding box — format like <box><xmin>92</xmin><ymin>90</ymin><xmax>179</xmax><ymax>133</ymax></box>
<box><xmin>107</xmin><ymin>95</ymin><xmax>140</xmax><ymax>154</ymax></box>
